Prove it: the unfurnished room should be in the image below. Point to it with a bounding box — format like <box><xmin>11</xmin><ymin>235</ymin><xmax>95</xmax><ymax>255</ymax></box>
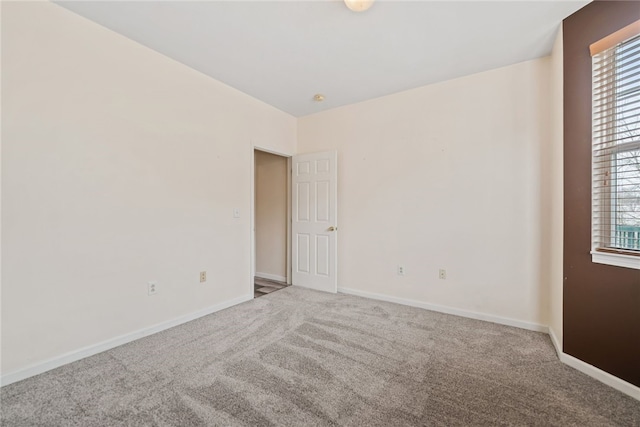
<box><xmin>1</xmin><ymin>0</ymin><xmax>639</xmax><ymax>425</ymax></box>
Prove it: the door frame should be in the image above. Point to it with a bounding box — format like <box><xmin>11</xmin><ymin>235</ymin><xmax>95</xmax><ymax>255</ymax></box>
<box><xmin>250</xmin><ymin>146</ymin><xmax>292</xmax><ymax>297</ymax></box>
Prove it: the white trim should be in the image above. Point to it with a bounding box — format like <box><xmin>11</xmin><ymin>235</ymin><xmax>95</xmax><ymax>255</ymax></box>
<box><xmin>338</xmin><ymin>287</ymin><xmax>548</xmax><ymax>333</ymax></box>
<box><xmin>548</xmin><ymin>327</ymin><xmax>562</xmax><ymax>359</ymax></box>
<box><xmin>252</xmin><ymin>145</ymin><xmax>292</xmax><ymax>159</ymax></box>
<box><xmin>339</xmin><ymin>287</ymin><xmax>639</xmax><ymax>402</ymax></box>
<box><xmin>250</xmin><ymin>146</ymin><xmax>256</xmax><ymax>296</ymax></box>
<box><xmin>255</xmin><ymin>272</ymin><xmax>287</xmax><ymax>283</ymax></box>
<box><xmin>0</xmin><ymin>294</ymin><xmax>253</xmax><ymax>387</ymax></box>
<box><xmin>250</xmin><ymin>145</ymin><xmax>293</xmax><ymax>294</ymax></box>
<box><xmin>559</xmin><ymin>352</ymin><xmax>640</xmax><ymax>401</ymax></box>
<box><xmin>286</xmin><ymin>157</ymin><xmax>292</xmax><ymax>285</ymax></box>
<box><xmin>4</xmin><ymin>287</ymin><xmax>638</xmax><ymax>403</ymax></box>
<box><xmin>591</xmin><ymin>251</ymin><xmax>640</xmax><ymax>269</ymax></box>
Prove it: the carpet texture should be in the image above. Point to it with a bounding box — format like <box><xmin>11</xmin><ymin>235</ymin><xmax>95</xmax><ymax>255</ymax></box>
<box><xmin>1</xmin><ymin>287</ymin><xmax>638</xmax><ymax>426</ymax></box>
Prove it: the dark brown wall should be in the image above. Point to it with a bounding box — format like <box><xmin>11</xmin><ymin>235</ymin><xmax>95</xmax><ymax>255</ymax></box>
<box><xmin>563</xmin><ymin>1</ymin><xmax>640</xmax><ymax>387</ymax></box>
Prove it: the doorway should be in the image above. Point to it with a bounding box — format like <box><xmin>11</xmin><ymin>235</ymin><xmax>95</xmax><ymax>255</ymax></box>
<box><xmin>253</xmin><ymin>149</ymin><xmax>291</xmax><ymax>298</ymax></box>
<box><xmin>251</xmin><ymin>148</ymin><xmax>339</xmax><ymax>297</ymax></box>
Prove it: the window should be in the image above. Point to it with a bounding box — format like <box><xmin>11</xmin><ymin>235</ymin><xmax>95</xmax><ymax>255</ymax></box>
<box><xmin>591</xmin><ymin>22</ymin><xmax>640</xmax><ymax>269</ymax></box>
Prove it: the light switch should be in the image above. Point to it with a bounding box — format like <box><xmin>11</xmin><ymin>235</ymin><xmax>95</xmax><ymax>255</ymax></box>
<box><xmin>233</xmin><ymin>208</ymin><xmax>240</xmax><ymax>218</ymax></box>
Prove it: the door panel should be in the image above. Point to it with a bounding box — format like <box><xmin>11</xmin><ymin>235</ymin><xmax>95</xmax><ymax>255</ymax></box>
<box><xmin>297</xmin><ymin>183</ymin><xmax>310</xmax><ymax>222</ymax></box>
<box><xmin>316</xmin><ymin>181</ymin><xmax>330</xmax><ymax>221</ymax></box>
<box><xmin>297</xmin><ymin>234</ymin><xmax>310</xmax><ymax>273</ymax></box>
<box><xmin>316</xmin><ymin>235</ymin><xmax>330</xmax><ymax>276</ymax></box>
<box><xmin>292</xmin><ymin>151</ymin><xmax>337</xmax><ymax>293</ymax></box>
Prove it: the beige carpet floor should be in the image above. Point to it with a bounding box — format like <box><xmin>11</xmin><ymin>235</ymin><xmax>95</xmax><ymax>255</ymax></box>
<box><xmin>1</xmin><ymin>287</ymin><xmax>639</xmax><ymax>426</ymax></box>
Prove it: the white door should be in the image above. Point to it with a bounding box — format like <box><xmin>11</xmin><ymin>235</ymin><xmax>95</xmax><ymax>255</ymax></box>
<box><xmin>292</xmin><ymin>150</ymin><xmax>338</xmax><ymax>293</ymax></box>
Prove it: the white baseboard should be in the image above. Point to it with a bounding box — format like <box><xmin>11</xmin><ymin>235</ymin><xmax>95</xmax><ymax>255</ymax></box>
<box><xmin>4</xmin><ymin>287</ymin><xmax>638</xmax><ymax>402</ymax></box>
<box><xmin>339</xmin><ymin>287</ymin><xmax>639</xmax><ymax>402</ymax></box>
<box><xmin>548</xmin><ymin>327</ymin><xmax>562</xmax><ymax>359</ymax></box>
<box><xmin>559</xmin><ymin>352</ymin><xmax>640</xmax><ymax>401</ymax></box>
<box><xmin>0</xmin><ymin>294</ymin><xmax>253</xmax><ymax>387</ymax></box>
<box><xmin>338</xmin><ymin>287</ymin><xmax>548</xmax><ymax>333</ymax></box>
<box><xmin>548</xmin><ymin>326</ymin><xmax>639</xmax><ymax>401</ymax></box>
<box><xmin>255</xmin><ymin>272</ymin><xmax>287</xmax><ymax>283</ymax></box>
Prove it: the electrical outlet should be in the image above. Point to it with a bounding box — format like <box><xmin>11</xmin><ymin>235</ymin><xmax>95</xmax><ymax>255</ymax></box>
<box><xmin>148</xmin><ymin>281</ymin><xmax>158</xmax><ymax>296</ymax></box>
<box><xmin>397</xmin><ymin>265</ymin><xmax>405</xmax><ymax>276</ymax></box>
<box><xmin>439</xmin><ymin>269</ymin><xmax>447</xmax><ymax>280</ymax></box>
<box><xmin>200</xmin><ymin>271</ymin><xmax>207</xmax><ymax>283</ymax></box>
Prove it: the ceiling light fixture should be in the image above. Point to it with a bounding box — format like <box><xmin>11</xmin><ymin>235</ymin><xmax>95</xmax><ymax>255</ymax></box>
<box><xmin>344</xmin><ymin>0</ymin><xmax>374</xmax><ymax>12</ymax></box>
<box><xmin>313</xmin><ymin>94</ymin><xmax>325</xmax><ymax>102</ymax></box>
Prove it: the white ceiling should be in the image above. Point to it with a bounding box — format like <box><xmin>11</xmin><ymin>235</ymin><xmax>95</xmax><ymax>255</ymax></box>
<box><xmin>56</xmin><ymin>1</ymin><xmax>589</xmax><ymax>117</ymax></box>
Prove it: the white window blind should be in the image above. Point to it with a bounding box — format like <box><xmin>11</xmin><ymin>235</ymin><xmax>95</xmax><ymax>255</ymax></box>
<box><xmin>592</xmin><ymin>30</ymin><xmax>640</xmax><ymax>258</ymax></box>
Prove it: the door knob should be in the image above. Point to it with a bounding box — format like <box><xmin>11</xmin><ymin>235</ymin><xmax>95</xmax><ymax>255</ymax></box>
<box><xmin>328</xmin><ymin>226</ymin><xmax>337</xmax><ymax>231</ymax></box>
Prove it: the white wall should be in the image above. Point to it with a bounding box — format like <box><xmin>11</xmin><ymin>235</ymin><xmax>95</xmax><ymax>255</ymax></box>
<box><xmin>1</xmin><ymin>2</ymin><xmax>296</xmax><ymax>375</ymax></box>
<box><xmin>298</xmin><ymin>58</ymin><xmax>552</xmax><ymax>326</ymax></box>
<box><xmin>1</xmin><ymin>0</ymin><xmax>564</xmax><ymax>380</ymax></box>
<box><xmin>255</xmin><ymin>151</ymin><xmax>288</xmax><ymax>280</ymax></box>
<box><xmin>547</xmin><ymin>27</ymin><xmax>564</xmax><ymax>349</ymax></box>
